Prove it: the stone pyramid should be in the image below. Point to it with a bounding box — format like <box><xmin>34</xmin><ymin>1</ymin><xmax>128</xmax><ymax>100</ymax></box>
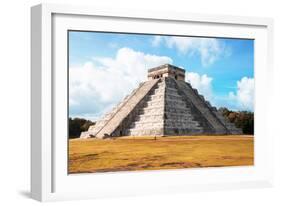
<box><xmin>80</xmin><ymin>64</ymin><xmax>242</xmax><ymax>139</ymax></box>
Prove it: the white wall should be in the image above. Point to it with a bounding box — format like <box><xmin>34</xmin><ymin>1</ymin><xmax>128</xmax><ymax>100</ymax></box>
<box><xmin>0</xmin><ymin>0</ymin><xmax>280</xmax><ymax>205</ymax></box>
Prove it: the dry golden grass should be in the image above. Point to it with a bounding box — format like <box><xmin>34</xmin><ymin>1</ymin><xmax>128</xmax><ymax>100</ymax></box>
<box><xmin>68</xmin><ymin>135</ymin><xmax>254</xmax><ymax>174</ymax></box>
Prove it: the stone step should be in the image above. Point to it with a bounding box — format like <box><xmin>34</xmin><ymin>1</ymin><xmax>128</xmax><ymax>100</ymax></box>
<box><xmin>165</xmin><ymin>100</ymin><xmax>187</xmax><ymax>107</ymax></box>
<box><xmin>164</xmin><ymin>128</ymin><xmax>204</xmax><ymax>135</ymax></box>
<box><xmin>199</xmin><ymin>94</ymin><xmax>205</xmax><ymax>101</ymax></box>
<box><xmin>164</xmin><ymin>125</ymin><xmax>202</xmax><ymax>130</ymax></box>
<box><xmin>146</xmin><ymin>94</ymin><xmax>165</xmax><ymax>101</ymax></box>
<box><xmin>127</xmin><ymin>128</ymin><xmax>164</xmax><ymax>136</ymax></box>
<box><xmin>166</xmin><ymin>93</ymin><xmax>183</xmax><ymax>99</ymax></box>
<box><xmin>151</xmin><ymin>88</ymin><xmax>165</xmax><ymax>94</ymax></box>
<box><xmin>138</xmin><ymin>107</ymin><xmax>164</xmax><ymax>115</ymax></box>
<box><xmin>165</xmin><ymin>112</ymin><xmax>193</xmax><ymax>117</ymax></box>
<box><xmin>143</xmin><ymin>100</ymin><xmax>165</xmax><ymax>107</ymax></box>
<box><xmin>164</xmin><ymin>121</ymin><xmax>201</xmax><ymax>128</ymax></box>
<box><xmin>130</xmin><ymin>122</ymin><xmax>163</xmax><ymax>129</ymax></box>
<box><xmin>165</xmin><ymin>87</ymin><xmax>178</xmax><ymax>92</ymax></box>
<box><xmin>166</xmin><ymin>117</ymin><xmax>195</xmax><ymax>122</ymax></box>
<box><xmin>165</xmin><ymin>107</ymin><xmax>192</xmax><ymax>113</ymax></box>
<box><xmin>134</xmin><ymin>114</ymin><xmax>164</xmax><ymax>121</ymax></box>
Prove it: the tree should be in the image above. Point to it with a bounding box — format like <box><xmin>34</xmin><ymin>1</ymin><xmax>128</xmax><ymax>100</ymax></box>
<box><xmin>218</xmin><ymin>107</ymin><xmax>254</xmax><ymax>135</ymax></box>
<box><xmin>68</xmin><ymin>118</ymin><xmax>95</xmax><ymax>138</ymax></box>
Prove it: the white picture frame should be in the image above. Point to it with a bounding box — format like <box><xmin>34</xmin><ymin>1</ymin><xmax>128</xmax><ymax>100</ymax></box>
<box><xmin>31</xmin><ymin>3</ymin><xmax>274</xmax><ymax>202</ymax></box>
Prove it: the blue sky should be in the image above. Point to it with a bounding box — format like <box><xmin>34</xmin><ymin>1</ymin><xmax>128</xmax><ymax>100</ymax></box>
<box><xmin>69</xmin><ymin>31</ymin><xmax>254</xmax><ymax>120</ymax></box>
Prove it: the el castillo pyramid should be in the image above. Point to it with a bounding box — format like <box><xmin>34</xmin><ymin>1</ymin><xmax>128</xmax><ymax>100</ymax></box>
<box><xmin>80</xmin><ymin>64</ymin><xmax>242</xmax><ymax>139</ymax></box>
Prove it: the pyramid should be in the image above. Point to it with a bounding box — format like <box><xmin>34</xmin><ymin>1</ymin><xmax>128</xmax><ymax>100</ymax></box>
<box><xmin>80</xmin><ymin>64</ymin><xmax>242</xmax><ymax>139</ymax></box>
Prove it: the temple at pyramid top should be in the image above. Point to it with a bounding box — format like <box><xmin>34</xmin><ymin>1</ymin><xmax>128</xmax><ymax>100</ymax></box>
<box><xmin>80</xmin><ymin>64</ymin><xmax>242</xmax><ymax>139</ymax></box>
<box><xmin>147</xmin><ymin>64</ymin><xmax>185</xmax><ymax>81</ymax></box>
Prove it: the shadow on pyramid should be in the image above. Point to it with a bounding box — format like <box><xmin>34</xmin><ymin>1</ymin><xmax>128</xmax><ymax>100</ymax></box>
<box><xmin>80</xmin><ymin>64</ymin><xmax>242</xmax><ymax>139</ymax></box>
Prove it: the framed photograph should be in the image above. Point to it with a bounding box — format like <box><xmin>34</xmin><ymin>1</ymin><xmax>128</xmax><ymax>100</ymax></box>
<box><xmin>31</xmin><ymin>3</ymin><xmax>274</xmax><ymax>201</ymax></box>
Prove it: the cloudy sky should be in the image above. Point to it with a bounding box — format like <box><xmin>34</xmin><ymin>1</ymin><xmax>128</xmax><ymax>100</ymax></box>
<box><xmin>69</xmin><ymin>31</ymin><xmax>254</xmax><ymax>121</ymax></box>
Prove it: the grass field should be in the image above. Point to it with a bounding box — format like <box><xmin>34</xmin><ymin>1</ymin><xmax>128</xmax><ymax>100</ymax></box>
<box><xmin>68</xmin><ymin>135</ymin><xmax>254</xmax><ymax>174</ymax></box>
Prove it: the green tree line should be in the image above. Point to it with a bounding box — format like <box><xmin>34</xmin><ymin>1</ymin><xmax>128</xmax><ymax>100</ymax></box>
<box><xmin>68</xmin><ymin>118</ymin><xmax>95</xmax><ymax>138</ymax></box>
<box><xmin>218</xmin><ymin>107</ymin><xmax>254</xmax><ymax>134</ymax></box>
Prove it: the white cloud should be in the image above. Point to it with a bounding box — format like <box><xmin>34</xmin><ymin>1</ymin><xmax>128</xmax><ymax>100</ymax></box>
<box><xmin>152</xmin><ymin>36</ymin><xmax>163</xmax><ymax>47</ymax></box>
<box><xmin>185</xmin><ymin>72</ymin><xmax>214</xmax><ymax>102</ymax></box>
<box><xmin>228</xmin><ymin>77</ymin><xmax>254</xmax><ymax>111</ymax></box>
<box><xmin>152</xmin><ymin>36</ymin><xmax>228</xmax><ymax>67</ymax></box>
<box><xmin>69</xmin><ymin>47</ymin><xmax>172</xmax><ymax>121</ymax></box>
<box><xmin>185</xmin><ymin>73</ymin><xmax>254</xmax><ymax>111</ymax></box>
